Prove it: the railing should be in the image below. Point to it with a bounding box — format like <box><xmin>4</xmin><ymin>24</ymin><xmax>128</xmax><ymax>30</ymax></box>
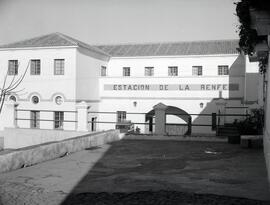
<box><xmin>13</xmin><ymin>108</ymin><xmax>250</xmax><ymax>135</ymax></box>
<box><xmin>15</xmin><ymin>109</ymin><xmax>77</xmax><ymax>130</ymax></box>
<box><xmin>224</xmin><ymin>106</ymin><xmax>249</xmax><ymax>124</ymax></box>
<box><xmin>87</xmin><ymin>111</ymin><xmax>155</xmax><ymax>134</ymax></box>
<box><xmin>87</xmin><ymin>111</ymin><xmax>250</xmax><ymax>135</ymax></box>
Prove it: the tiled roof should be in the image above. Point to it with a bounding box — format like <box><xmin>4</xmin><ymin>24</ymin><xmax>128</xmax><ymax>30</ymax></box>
<box><xmin>0</xmin><ymin>33</ymin><xmax>239</xmax><ymax>57</ymax></box>
<box><xmin>0</xmin><ymin>32</ymin><xmax>110</xmax><ymax>56</ymax></box>
<box><xmin>95</xmin><ymin>40</ymin><xmax>240</xmax><ymax>57</ymax></box>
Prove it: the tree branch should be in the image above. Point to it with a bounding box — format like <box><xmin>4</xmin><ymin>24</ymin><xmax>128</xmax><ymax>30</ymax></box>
<box><xmin>0</xmin><ymin>60</ymin><xmax>29</xmax><ymax>114</ymax></box>
<box><xmin>5</xmin><ymin>61</ymin><xmax>30</xmax><ymax>92</ymax></box>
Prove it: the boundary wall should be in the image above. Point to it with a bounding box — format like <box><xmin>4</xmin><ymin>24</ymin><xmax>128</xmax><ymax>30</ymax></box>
<box><xmin>0</xmin><ymin>129</ymin><xmax>121</xmax><ymax>173</ymax></box>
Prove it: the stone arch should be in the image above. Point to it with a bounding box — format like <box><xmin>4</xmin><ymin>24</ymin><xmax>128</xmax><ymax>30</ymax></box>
<box><xmin>145</xmin><ymin>104</ymin><xmax>191</xmax><ymax>135</ymax></box>
<box><xmin>165</xmin><ymin>106</ymin><xmax>191</xmax><ymax>123</ymax></box>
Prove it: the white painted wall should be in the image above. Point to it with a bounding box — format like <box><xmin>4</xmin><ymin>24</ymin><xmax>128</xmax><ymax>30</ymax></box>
<box><xmin>100</xmin><ymin>76</ymin><xmax>244</xmax><ymax>99</ymax></box>
<box><xmin>106</xmin><ymin>54</ymin><xmax>245</xmax><ymax>77</ymax></box>
<box><xmin>0</xmin><ymin>47</ymin><xmax>78</xmax><ymax>130</ymax></box>
<box><xmin>0</xmin><ymin>47</ymin><xmax>77</xmax><ymax>101</ymax></box>
<box><xmin>0</xmin><ymin>46</ymin><xmax>260</xmax><ymax>135</ymax></box>
<box><xmin>3</xmin><ymin>128</ymin><xmax>89</xmax><ymax>149</ymax></box>
<box><xmin>76</xmin><ymin>47</ymin><xmax>108</xmax><ymax>101</ymax></box>
<box><xmin>97</xmin><ymin>54</ymin><xmax>251</xmax><ymax>134</ymax></box>
<box><xmin>245</xmin><ymin>56</ymin><xmax>260</xmax><ymax>103</ymax></box>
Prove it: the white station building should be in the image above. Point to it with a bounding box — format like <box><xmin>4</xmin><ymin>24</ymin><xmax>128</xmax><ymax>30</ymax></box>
<box><xmin>0</xmin><ymin>33</ymin><xmax>262</xmax><ymax>135</ymax></box>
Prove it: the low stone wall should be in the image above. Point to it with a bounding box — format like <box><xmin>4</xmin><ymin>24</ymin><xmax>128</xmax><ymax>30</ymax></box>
<box><xmin>241</xmin><ymin>135</ymin><xmax>263</xmax><ymax>148</ymax></box>
<box><xmin>3</xmin><ymin>128</ymin><xmax>92</xmax><ymax>149</ymax></box>
<box><xmin>123</xmin><ymin>134</ymin><xmax>226</xmax><ymax>142</ymax></box>
<box><xmin>0</xmin><ymin>137</ymin><xmax>3</xmax><ymax>151</ymax></box>
<box><xmin>0</xmin><ymin>129</ymin><xmax>121</xmax><ymax>173</ymax></box>
<box><xmin>166</xmin><ymin>125</ymin><xmax>188</xmax><ymax>135</ymax></box>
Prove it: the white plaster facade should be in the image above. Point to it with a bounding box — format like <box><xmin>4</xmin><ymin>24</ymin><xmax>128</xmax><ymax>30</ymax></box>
<box><xmin>0</xmin><ymin>33</ymin><xmax>261</xmax><ymax>134</ymax></box>
<box><xmin>98</xmin><ymin>54</ymin><xmax>260</xmax><ymax>133</ymax></box>
<box><xmin>0</xmin><ymin>44</ymin><xmax>108</xmax><ymax>131</ymax></box>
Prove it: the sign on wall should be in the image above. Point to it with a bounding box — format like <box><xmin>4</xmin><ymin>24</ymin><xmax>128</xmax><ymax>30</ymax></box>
<box><xmin>104</xmin><ymin>84</ymin><xmax>239</xmax><ymax>91</ymax></box>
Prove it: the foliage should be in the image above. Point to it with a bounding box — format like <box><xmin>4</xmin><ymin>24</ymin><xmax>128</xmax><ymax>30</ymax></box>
<box><xmin>234</xmin><ymin>108</ymin><xmax>264</xmax><ymax>135</ymax></box>
<box><xmin>247</xmin><ymin>0</ymin><xmax>270</xmax><ymax>10</ymax></box>
<box><xmin>235</xmin><ymin>0</ymin><xmax>270</xmax><ymax>74</ymax></box>
<box><xmin>235</xmin><ymin>0</ymin><xmax>258</xmax><ymax>55</ymax></box>
<box><xmin>259</xmin><ymin>57</ymin><xmax>268</xmax><ymax>74</ymax></box>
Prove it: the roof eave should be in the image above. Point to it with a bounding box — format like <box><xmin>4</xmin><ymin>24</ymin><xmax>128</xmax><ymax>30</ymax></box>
<box><xmin>0</xmin><ymin>45</ymin><xmax>78</xmax><ymax>51</ymax></box>
<box><xmin>109</xmin><ymin>53</ymin><xmax>240</xmax><ymax>59</ymax></box>
<box><xmin>78</xmin><ymin>44</ymin><xmax>111</xmax><ymax>58</ymax></box>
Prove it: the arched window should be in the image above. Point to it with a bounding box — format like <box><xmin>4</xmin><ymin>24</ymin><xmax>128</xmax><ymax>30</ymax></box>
<box><xmin>9</xmin><ymin>95</ymin><xmax>17</xmax><ymax>102</ymax></box>
<box><xmin>55</xmin><ymin>96</ymin><xmax>63</xmax><ymax>105</ymax></box>
<box><xmin>31</xmin><ymin>96</ymin><xmax>39</xmax><ymax>104</ymax></box>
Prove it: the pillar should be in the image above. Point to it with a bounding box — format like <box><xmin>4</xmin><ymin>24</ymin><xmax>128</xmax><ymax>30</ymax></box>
<box><xmin>149</xmin><ymin>117</ymin><xmax>153</xmax><ymax>132</ymax></box>
<box><xmin>3</xmin><ymin>101</ymin><xmax>18</xmax><ymax>128</ymax></box>
<box><xmin>212</xmin><ymin>113</ymin><xmax>217</xmax><ymax>131</ymax></box>
<box><xmin>187</xmin><ymin>116</ymin><xmax>192</xmax><ymax>135</ymax></box>
<box><xmin>215</xmin><ymin>98</ymin><xmax>227</xmax><ymax>126</ymax></box>
<box><xmin>153</xmin><ymin>103</ymin><xmax>167</xmax><ymax>135</ymax></box>
<box><xmin>76</xmin><ymin>101</ymin><xmax>89</xmax><ymax>132</ymax></box>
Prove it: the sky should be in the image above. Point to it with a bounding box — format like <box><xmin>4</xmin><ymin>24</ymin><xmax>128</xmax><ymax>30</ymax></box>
<box><xmin>0</xmin><ymin>0</ymin><xmax>239</xmax><ymax>45</ymax></box>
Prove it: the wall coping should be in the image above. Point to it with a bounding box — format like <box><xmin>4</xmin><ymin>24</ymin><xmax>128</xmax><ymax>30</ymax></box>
<box><xmin>0</xmin><ymin>129</ymin><xmax>121</xmax><ymax>173</ymax></box>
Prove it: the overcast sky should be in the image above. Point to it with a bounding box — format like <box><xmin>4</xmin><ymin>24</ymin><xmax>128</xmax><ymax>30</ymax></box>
<box><xmin>0</xmin><ymin>0</ymin><xmax>239</xmax><ymax>45</ymax></box>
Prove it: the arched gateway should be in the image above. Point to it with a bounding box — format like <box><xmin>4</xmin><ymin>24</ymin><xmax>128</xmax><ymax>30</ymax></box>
<box><xmin>145</xmin><ymin>103</ymin><xmax>192</xmax><ymax>135</ymax></box>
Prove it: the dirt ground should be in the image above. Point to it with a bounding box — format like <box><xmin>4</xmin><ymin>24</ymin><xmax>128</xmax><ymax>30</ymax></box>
<box><xmin>0</xmin><ymin>139</ymin><xmax>269</xmax><ymax>205</ymax></box>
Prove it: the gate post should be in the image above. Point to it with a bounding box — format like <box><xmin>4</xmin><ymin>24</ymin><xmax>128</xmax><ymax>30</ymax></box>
<box><xmin>76</xmin><ymin>101</ymin><xmax>90</xmax><ymax>132</ymax></box>
<box><xmin>153</xmin><ymin>103</ymin><xmax>167</xmax><ymax>135</ymax></box>
<box><xmin>187</xmin><ymin>116</ymin><xmax>192</xmax><ymax>135</ymax></box>
<box><xmin>212</xmin><ymin>113</ymin><xmax>217</xmax><ymax>130</ymax></box>
<box><xmin>215</xmin><ymin>98</ymin><xmax>226</xmax><ymax>126</ymax></box>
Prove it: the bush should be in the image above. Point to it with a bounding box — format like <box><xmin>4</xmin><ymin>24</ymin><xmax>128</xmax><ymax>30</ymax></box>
<box><xmin>234</xmin><ymin>108</ymin><xmax>264</xmax><ymax>135</ymax></box>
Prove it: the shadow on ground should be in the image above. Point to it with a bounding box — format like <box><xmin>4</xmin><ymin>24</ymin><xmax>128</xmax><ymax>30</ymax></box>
<box><xmin>63</xmin><ymin>191</ymin><xmax>269</xmax><ymax>205</ymax></box>
<box><xmin>61</xmin><ymin>140</ymin><xmax>270</xmax><ymax>205</ymax></box>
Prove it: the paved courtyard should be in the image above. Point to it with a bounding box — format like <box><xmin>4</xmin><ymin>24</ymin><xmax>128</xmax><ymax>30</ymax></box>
<box><xmin>0</xmin><ymin>139</ymin><xmax>269</xmax><ymax>204</ymax></box>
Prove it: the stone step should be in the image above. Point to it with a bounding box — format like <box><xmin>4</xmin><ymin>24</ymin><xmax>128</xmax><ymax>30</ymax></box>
<box><xmin>218</xmin><ymin>128</ymin><xmax>238</xmax><ymax>132</ymax></box>
<box><xmin>218</xmin><ymin>126</ymin><xmax>238</xmax><ymax>130</ymax></box>
<box><xmin>218</xmin><ymin>130</ymin><xmax>239</xmax><ymax>135</ymax></box>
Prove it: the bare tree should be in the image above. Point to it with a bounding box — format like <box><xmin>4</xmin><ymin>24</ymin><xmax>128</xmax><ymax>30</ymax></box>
<box><xmin>0</xmin><ymin>61</ymin><xmax>30</xmax><ymax>113</ymax></box>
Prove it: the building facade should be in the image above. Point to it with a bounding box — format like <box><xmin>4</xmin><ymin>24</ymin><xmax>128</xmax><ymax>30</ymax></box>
<box><xmin>0</xmin><ymin>33</ymin><xmax>261</xmax><ymax>134</ymax></box>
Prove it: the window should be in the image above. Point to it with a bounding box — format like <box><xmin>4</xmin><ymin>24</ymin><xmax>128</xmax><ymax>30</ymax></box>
<box><xmin>9</xmin><ymin>95</ymin><xmax>17</xmax><ymax>102</ymax></box>
<box><xmin>54</xmin><ymin>111</ymin><xmax>64</xmax><ymax>129</ymax></box>
<box><xmin>55</xmin><ymin>96</ymin><xmax>63</xmax><ymax>105</ymax></box>
<box><xmin>117</xmin><ymin>111</ymin><xmax>126</xmax><ymax>122</ymax></box>
<box><xmin>123</xmin><ymin>67</ymin><xmax>130</xmax><ymax>76</ymax></box>
<box><xmin>145</xmin><ymin>67</ymin><xmax>154</xmax><ymax>76</ymax></box>
<box><xmin>31</xmin><ymin>96</ymin><xmax>39</xmax><ymax>104</ymax></box>
<box><xmin>101</xmin><ymin>66</ymin><xmax>107</xmax><ymax>76</ymax></box>
<box><xmin>54</xmin><ymin>59</ymin><xmax>65</xmax><ymax>75</ymax></box>
<box><xmin>168</xmin><ymin>66</ymin><xmax>178</xmax><ymax>76</ymax></box>
<box><xmin>30</xmin><ymin>111</ymin><xmax>40</xmax><ymax>128</ymax></box>
<box><xmin>8</xmin><ymin>60</ymin><xmax>18</xmax><ymax>75</ymax></box>
<box><xmin>30</xmin><ymin>59</ymin><xmax>41</xmax><ymax>75</ymax></box>
<box><xmin>192</xmin><ymin>66</ymin><xmax>203</xmax><ymax>76</ymax></box>
<box><xmin>91</xmin><ymin>117</ymin><xmax>97</xmax><ymax>131</ymax></box>
<box><xmin>218</xmin><ymin>65</ymin><xmax>229</xmax><ymax>75</ymax></box>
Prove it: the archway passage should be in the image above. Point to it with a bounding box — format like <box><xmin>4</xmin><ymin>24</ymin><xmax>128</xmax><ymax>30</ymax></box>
<box><xmin>145</xmin><ymin>105</ymin><xmax>192</xmax><ymax>135</ymax></box>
